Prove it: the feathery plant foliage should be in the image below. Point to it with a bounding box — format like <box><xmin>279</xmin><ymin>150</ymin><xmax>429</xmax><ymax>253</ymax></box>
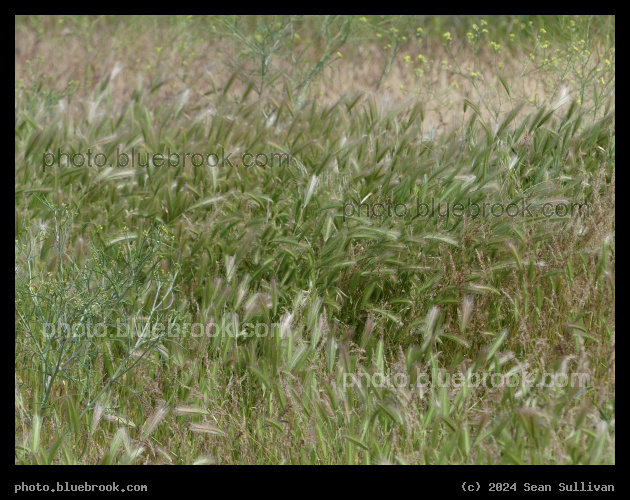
<box><xmin>16</xmin><ymin>15</ymin><xmax>614</xmax><ymax>464</ymax></box>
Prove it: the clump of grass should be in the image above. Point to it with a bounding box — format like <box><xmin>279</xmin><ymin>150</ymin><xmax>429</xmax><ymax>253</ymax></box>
<box><xmin>15</xmin><ymin>15</ymin><xmax>614</xmax><ymax>464</ymax></box>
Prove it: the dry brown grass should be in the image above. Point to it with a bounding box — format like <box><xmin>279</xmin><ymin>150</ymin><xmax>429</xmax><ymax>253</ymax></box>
<box><xmin>16</xmin><ymin>16</ymin><xmax>596</xmax><ymax>133</ymax></box>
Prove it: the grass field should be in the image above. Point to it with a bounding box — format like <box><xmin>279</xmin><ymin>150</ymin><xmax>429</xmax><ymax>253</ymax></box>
<box><xmin>15</xmin><ymin>15</ymin><xmax>614</xmax><ymax>465</ymax></box>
